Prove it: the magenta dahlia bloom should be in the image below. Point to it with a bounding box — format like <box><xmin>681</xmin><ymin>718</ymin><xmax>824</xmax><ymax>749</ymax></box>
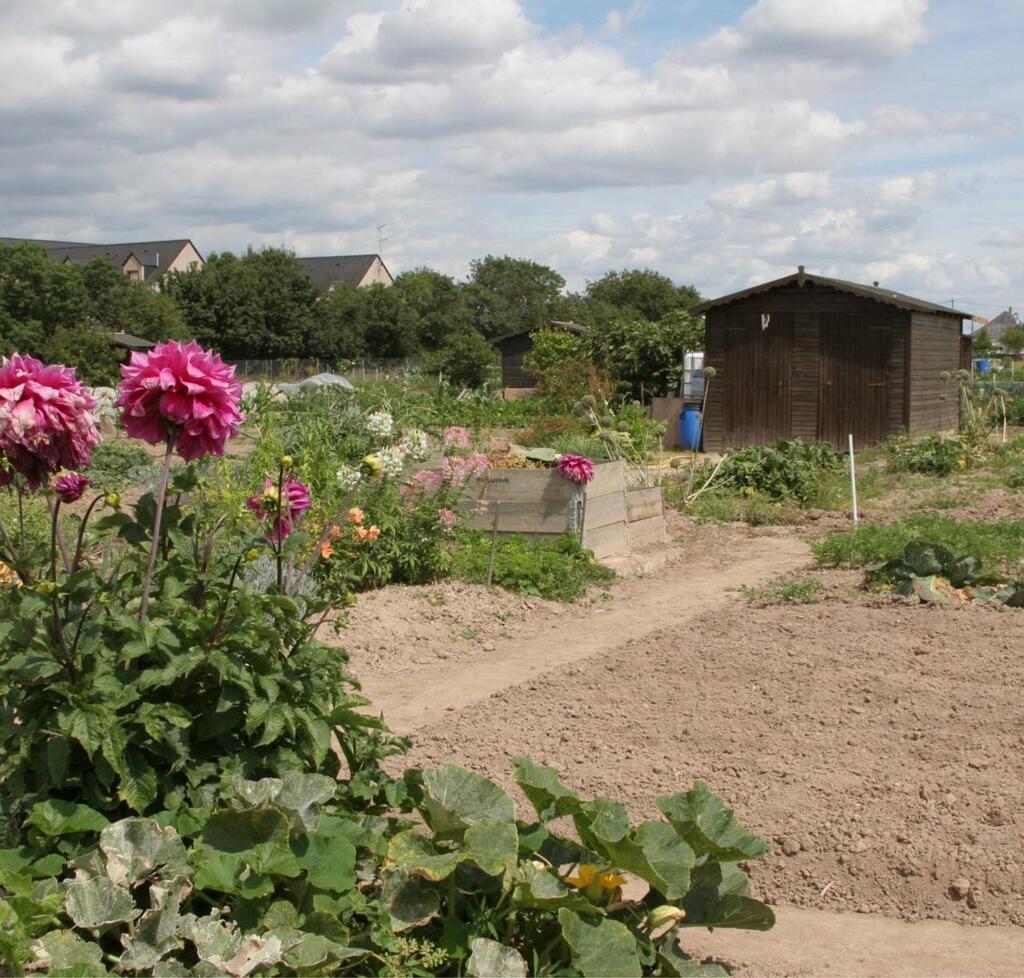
<box><xmin>557</xmin><ymin>454</ymin><xmax>595</xmax><ymax>485</ymax></box>
<box><xmin>0</xmin><ymin>354</ymin><xmax>100</xmax><ymax>490</ymax></box>
<box><xmin>54</xmin><ymin>472</ymin><xmax>89</xmax><ymax>504</ymax></box>
<box><xmin>115</xmin><ymin>341</ymin><xmax>243</xmax><ymax>461</ymax></box>
<box><xmin>246</xmin><ymin>477</ymin><xmax>311</xmax><ymax>543</ymax></box>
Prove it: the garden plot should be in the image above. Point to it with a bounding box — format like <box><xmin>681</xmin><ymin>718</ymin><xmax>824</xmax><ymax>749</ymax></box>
<box><xmin>377</xmin><ymin>558</ymin><xmax>1024</xmax><ymax>930</ymax></box>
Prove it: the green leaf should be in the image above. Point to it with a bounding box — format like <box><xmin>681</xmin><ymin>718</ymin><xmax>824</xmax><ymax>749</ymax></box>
<box><xmin>600</xmin><ymin>821</ymin><xmax>694</xmax><ymax>900</ymax></box>
<box><xmin>118</xmin><ymin>751</ymin><xmax>159</xmax><ymax>814</ymax></box>
<box><xmin>512</xmin><ymin>861</ymin><xmax>592</xmax><ymax>911</ymax></box>
<box><xmin>903</xmin><ymin>542</ymin><xmax>951</xmax><ymax>577</ymax></box>
<box><xmin>387</xmin><ymin>830</ymin><xmax>461</xmax><ymax>881</ymax></box>
<box><xmin>64</xmin><ymin>877</ymin><xmax>138</xmax><ymax>929</ymax></box>
<box><xmin>558</xmin><ymin>908</ymin><xmax>642</xmax><ymax>977</ymax></box>
<box><xmin>45</xmin><ymin>737</ymin><xmax>71</xmax><ymax>787</ymax></box>
<box><xmin>657</xmin><ymin>783</ymin><xmax>768</xmax><ymax>862</ymax></box>
<box><xmin>294</xmin><ymin>831</ymin><xmax>356</xmax><ymax>893</ymax></box>
<box><xmin>680</xmin><ymin>863</ymin><xmax>775</xmax><ymax>931</ymax></box>
<box><xmin>100</xmin><ymin>818</ymin><xmax>188</xmax><ymax>886</ymax></box>
<box><xmin>193</xmin><ymin>853</ymin><xmax>271</xmax><ymax>898</ymax></box>
<box><xmin>275</xmin><ymin>772</ymin><xmax>336</xmax><ymax>829</ymax></box>
<box><xmin>33</xmin><ymin>930</ymin><xmax>106</xmax><ymax>976</ymax></box>
<box><xmin>464</xmin><ymin>818</ymin><xmax>518</xmax><ymax>877</ymax></box>
<box><xmin>25</xmin><ymin>800</ymin><xmax>109</xmax><ymax>837</ymax></box>
<box><xmin>946</xmin><ymin>554</ymin><xmax>981</xmax><ymax>588</ymax></box>
<box><xmin>381</xmin><ymin>870</ymin><xmax>440</xmax><ymax>932</ymax></box>
<box><xmin>420</xmin><ymin>764</ymin><xmax>516</xmax><ymax>838</ymax></box>
<box><xmin>575</xmin><ymin>797</ymin><xmax>630</xmax><ymax>849</ymax></box>
<box><xmin>202</xmin><ymin>807</ymin><xmax>291</xmax><ymax>853</ymax></box>
<box><xmin>656</xmin><ymin>932</ymin><xmax>729</xmax><ymax>977</ymax></box>
<box><xmin>512</xmin><ymin>757</ymin><xmax>581</xmax><ymax>821</ymax></box>
<box><xmin>467</xmin><ymin>938</ymin><xmax>528</xmax><ymax>977</ymax></box>
<box><xmin>282</xmin><ymin>932</ymin><xmax>365</xmax><ymax>972</ymax></box>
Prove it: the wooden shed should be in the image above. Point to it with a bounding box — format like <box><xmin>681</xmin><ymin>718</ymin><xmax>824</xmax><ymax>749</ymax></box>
<box><xmin>493</xmin><ymin>320</ymin><xmax>587</xmax><ymax>391</ymax></box>
<box><xmin>694</xmin><ymin>267</ymin><xmax>972</xmax><ymax>451</ymax></box>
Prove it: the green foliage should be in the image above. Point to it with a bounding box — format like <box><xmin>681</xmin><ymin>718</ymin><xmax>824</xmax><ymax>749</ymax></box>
<box><xmin>741</xmin><ymin>577</ymin><xmax>823</xmax><ymax>606</ymax></box>
<box><xmin>1001</xmin><ymin>325</ymin><xmax>1024</xmax><ymax>356</ymax></box>
<box><xmin>424</xmin><ymin>330</ymin><xmax>497</xmax><ymax>389</ymax></box>
<box><xmin>451</xmin><ymin>533</ymin><xmax>615</xmax><ymax>602</ymax></box>
<box><xmin>813</xmin><ymin>515</ymin><xmax>1024</xmax><ymax>577</ymax></box>
<box><xmin>885</xmin><ymin>432</ymin><xmax>970</xmax><ymax>476</ymax></box>
<box><xmin>85</xmin><ymin>440</ymin><xmax>158</xmax><ymax>491</ymax></box>
<box><xmin>717</xmin><ymin>439</ymin><xmax>842</xmax><ymax>505</ymax></box>
<box><xmin>0</xmin><ymin>761</ymin><xmax>772</xmax><ymax>976</ymax></box>
<box><xmin>466</xmin><ymin>255</ymin><xmax>565</xmax><ymax>338</ymax></box>
<box><xmin>585</xmin><ymin>269</ymin><xmax>701</xmax><ymax>322</ymax></box>
<box><xmin>523</xmin><ymin>330</ymin><xmax>599</xmax><ymax>408</ymax></box>
<box><xmin>81</xmin><ymin>258</ymin><xmax>186</xmax><ymax>342</ymax></box>
<box><xmin>970</xmin><ymin>328</ymin><xmax>995</xmax><ymax>357</ymax></box>
<box><xmin>39</xmin><ymin>327</ymin><xmax>122</xmax><ymax>387</ymax></box>
<box><xmin>394</xmin><ymin>267</ymin><xmax>473</xmax><ymax>350</ymax></box>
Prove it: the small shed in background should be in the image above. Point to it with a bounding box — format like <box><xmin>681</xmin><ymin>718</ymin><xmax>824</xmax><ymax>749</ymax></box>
<box><xmin>694</xmin><ymin>267</ymin><xmax>972</xmax><ymax>451</ymax></box>
<box><xmin>493</xmin><ymin>320</ymin><xmax>587</xmax><ymax>392</ymax></box>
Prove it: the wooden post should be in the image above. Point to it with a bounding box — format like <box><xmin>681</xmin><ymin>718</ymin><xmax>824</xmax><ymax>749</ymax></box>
<box><xmin>486</xmin><ymin>503</ymin><xmax>500</xmax><ymax>587</ymax></box>
<box><xmin>848</xmin><ymin>434</ymin><xmax>859</xmax><ymax>526</ymax></box>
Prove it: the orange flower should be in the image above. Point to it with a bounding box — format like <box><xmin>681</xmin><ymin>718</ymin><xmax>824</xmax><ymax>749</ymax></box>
<box><xmin>356</xmin><ymin>527</ymin><xmax>369</xmax><ymax>541</ymax></box>
<box><xmin>347</xmin><ymin>506</ymin><xmax>364</xmax><ymax>526</ymax></box>
<box><xmin>319</xmin><ymin>540</ymin><xmax>334</xmax><ymax>559</ymax></box>
<box><xmin>367</xmin><ymin>525</ymin><xmax>381</xmax><ymax>541</ymax></box>
<box><xmin>328</xmin><ymin>524</ymin><xmax>342</xmax><ymax>539</ymax></box>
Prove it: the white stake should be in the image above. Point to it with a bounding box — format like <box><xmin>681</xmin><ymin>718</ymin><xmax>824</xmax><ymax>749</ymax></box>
<box><xmin>848</xmin><ymin>434</ymin><xmax>859</xmax><ymax>525</ymax></box>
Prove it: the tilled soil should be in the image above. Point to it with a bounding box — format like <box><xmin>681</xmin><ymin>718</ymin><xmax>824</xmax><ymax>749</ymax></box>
<box><xmin>384</xmin><ymin>573</ymin><xmax>1024</xmax><ymax>927</ymax></box>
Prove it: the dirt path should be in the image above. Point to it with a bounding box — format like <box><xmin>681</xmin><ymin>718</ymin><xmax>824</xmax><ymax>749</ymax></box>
<box><xmin>684</xmin><ymin>906</ymin><xmax>1024</xmax><ymax>977</ymax></box>
<box><xmin>354</xmin><ymin>531</ymin><xmax>811</xmax><ymax>733</ymax></box>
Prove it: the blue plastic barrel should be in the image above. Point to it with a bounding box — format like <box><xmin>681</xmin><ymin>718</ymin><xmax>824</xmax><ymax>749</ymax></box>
<box><xmin>976</xmin><ymin>359</ymin><xmax>991</xmax><ymax>374</ymax></box>
<box><xmin>679</xmin><ymin>405</ymin><xmax>703</xmax><ymax>451</ymax></box>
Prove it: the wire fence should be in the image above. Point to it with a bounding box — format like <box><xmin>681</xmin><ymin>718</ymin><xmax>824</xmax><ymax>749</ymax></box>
<box><xmin>229</xmin><ymin>357</ymin><xmax>421</xmax><ymax>383</ymax></box>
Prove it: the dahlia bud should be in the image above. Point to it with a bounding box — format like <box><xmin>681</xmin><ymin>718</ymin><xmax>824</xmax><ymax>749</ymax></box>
<box><xmin>35</xmin><ymin>581</ymin><xmax>57</xmax><ymax>595</ymax></box>
<box><xmin>362</xmin><ymin>454</ymin><xmax>383</xmax><ymax>476</ymax></box>
<box><xmin>104</xmin><ymin>492</ymin><xmax>121</xmax><ymax>509</ymax></box>
<box><xmin>281</xmin><ymin>455</ymin><xmax>294</xmax><ymax>468</ymax></box>
<box><xmin>245</xmin><ymin>548</ymin><xmax>261</xmax><ymax>562</ymax></box>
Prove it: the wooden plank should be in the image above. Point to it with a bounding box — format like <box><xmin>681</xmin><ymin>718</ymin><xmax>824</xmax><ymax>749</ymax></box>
<box><xmin>626</xmin><ymin>514</ymin><xmax>667</xmax><ymax>548</ymax></box>
<box><xmin>626</xmin><ymin>487</ymin><xmax>663</xmax><ymax>522</ymax></box>
<box><xmin>651</xmin><ymin>397</ymin><xmax>686</xmax><ymax>449</ymax></box>
<box><xmin>582</xmin><ymin>491</ymin><xmax>626</xmax><ymax>531</ymax></box>
<box><xmin>467</xmin><ymin>499</ymin><xmax>571</xmax><ymax>534</ymax></box>
<box><xmin>581</xmin><ymin>520</ymin><xmax>626</xmax><ymax>558</ymax></box>
<box><xmin>467</xmin><ymin>470</ymin><xmax>574</xmax><ymax>502</ymax></box>
<box><xmin>586</xmin><ymin>460</ymin><xmax>625</xmax><ymax>498</ymax></box>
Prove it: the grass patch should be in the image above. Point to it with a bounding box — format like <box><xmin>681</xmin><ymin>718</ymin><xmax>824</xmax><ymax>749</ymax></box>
<box><xmin>741</xmin><ymin>577</ymin><xmax>823</xmax><ymax>606</ymax></box>
<box><xmin>668</xmin><ymin>486</ymin><xmax>801</xmax><ymax>526</ymax></box>
<box><xmin>87</xmin><ymin>439</ymin><xmax>157</xmax><ymax>490</ymax></box>
<box><xmin>451</xmin><ymin>532</ymin><xmax>615</xmax><ymax>602</ymax></box>
<box><xmin>813</xmin><ymin>515</ymin><xmax>1024</xmax><ymax>577</ymax></box>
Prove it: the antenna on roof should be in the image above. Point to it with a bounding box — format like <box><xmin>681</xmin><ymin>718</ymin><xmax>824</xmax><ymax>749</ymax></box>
<box><xmin>376</xmin><ymin>224</ymin><xmax>389</xmax><ymax>255</ymax></box>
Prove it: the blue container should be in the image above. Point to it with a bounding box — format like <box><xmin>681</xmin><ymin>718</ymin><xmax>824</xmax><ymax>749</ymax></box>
<box><xmin>976</xmin><ymin>359</ymin><xmax>992</xmax><ymax>374</ymax></box>
<box><xmin>679</xmin><ymin>405</ymin><xmax>703</xmax><ymax>451</ymax></box>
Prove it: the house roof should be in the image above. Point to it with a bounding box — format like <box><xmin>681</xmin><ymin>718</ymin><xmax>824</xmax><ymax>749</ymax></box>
<box><xmin>1</xmin><ymin>236</ymin><xmax>200</xmax><ymax>280</ymax></box>
<box><xmin>295</xmin><ymin>254</ymin><xmax>392</xmax><ymax>291</ymax></box>
<box><xmin>693</xmin><ymin>266</ymin><xmax>974</xmax><ymax>319</ymax></box>
<box><xmin>490</xmin><ymin>320</ymin><xmax>589</xmax><ymax>345</ymax></box>
<box><xmin>981</xmin><ymin>309</ymin><xmax>1020</xmax><ymax>340</ymax></box>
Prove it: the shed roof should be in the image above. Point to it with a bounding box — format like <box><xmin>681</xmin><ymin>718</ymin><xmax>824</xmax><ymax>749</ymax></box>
<box><xmin>106</xmin><ymin>332</ymin><xmax>156</xmax><ymax>350</ymax></box>
<box><xmin>490</xmin><ymin>320</ymin><xmax>588</xmax><ymax>345</ymax></box>
<box><xmin>693</xmin><ymin>267</ymin><xmax>973</xmax><ymax>319</ymax></box>
<box><xmin>295</xmin><ymin>254</ymin><xmax>391</xmax><ymax>291</ymax></box>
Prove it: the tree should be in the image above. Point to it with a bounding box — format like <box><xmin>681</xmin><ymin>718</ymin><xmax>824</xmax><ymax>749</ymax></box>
<box><xmin>1000</xmin><ymin>325</ymin><xmax>1024</xmax><ymax>356</ymax></box>
<box><xmin>585</xmin><ymin>268</ymin><xmax>701</xmax><ymax>321</ymax></box>
<box><xmin>163</xmin><ymin>248</ymin><xmax>319</xmax><ymax>360</ymax></box>
<box><xmin>394</xmin><ymin>268</ymin><xmax>472</xmax><ymax>350</ymax></box>
<box><xmin>310</xmin><ymin>283</ymin><xmax>366</xmax><ymax>360</ymax></box>
<box><xmin>356</xmin><ymin>284</ymin><xmax>419</xmax><ymax>359</ymax></box>
<box><xmin>0</xmin><ymin>242</ymin><xmax>88</xmax><ymax>337</ymax></box>
<box><xmin>81</xmin><ymin>258</ymin><xmax>186</xmax><ymax>342</ymax></box>
<box><xmin>970</xmin><ymin>328</ymin><xmax>996</xmax><ymax>357</ymax></box>
<box><xmin>466</xmin><ymin>255</ymin><xmax>565</xmax><ymax>338</ymax></box>
<box><xmin>425</xmin><ymin>330</ymin><xmax>496</xmax><ymax>389</ymax></box>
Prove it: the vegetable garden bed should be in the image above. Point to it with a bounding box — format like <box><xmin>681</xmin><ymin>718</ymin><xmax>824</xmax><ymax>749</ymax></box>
<box><xmin>464</xmin><ymin>459</ymin><xmax>666</xmax><ymax>558</ymax></box>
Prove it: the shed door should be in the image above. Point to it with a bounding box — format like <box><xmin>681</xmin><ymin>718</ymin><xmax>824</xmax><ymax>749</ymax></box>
<box><xmin>819</xmin><ymin>315</ymin><xmax>889</xmax><ymax>448</ymax></box>
<box><xmin>721</xmin><ymin>311</ymin><xmax>792</xmax><ymax>446</ymax></box>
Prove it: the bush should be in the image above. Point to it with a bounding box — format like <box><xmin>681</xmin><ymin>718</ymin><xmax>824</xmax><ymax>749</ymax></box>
<box><xmin>85</xmin><ymin>439</ymin><xmax>157</xmax><ymax>491</ymax></box>
<box><xmin>718</xmin><ymin>439</ymin><xmax>842</xmax><ymax>505</ymax></box>
<box><xmin>452</xmin><ymin>532</ymin><xmax>615</xmax><ymax>601</ymax></box>
<box><xmin>424</xmin><ymin>330</ymin><xmax>497</xmax><ymax>389</ymax></box>
<box><xmin>885</xmin><ymin>432</ymin><xmax>970</xmax><ymax>476</ymax></box>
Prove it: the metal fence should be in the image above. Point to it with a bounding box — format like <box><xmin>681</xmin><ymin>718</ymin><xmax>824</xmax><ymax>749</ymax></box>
<box><xmin>229</xmin><ymin>357</ymin><xmax>421</xmax><ymax>383</ymax></box>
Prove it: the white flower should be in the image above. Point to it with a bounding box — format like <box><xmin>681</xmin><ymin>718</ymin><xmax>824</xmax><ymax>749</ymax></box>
<box><xmin>365</xmin><ymin>410</ymin><xmax>395</xmax><ymax>439</ymax></box>
<box><xmin>335</xmin><ymin>464</ymin><xmax>362</xmax><ymax>491</ymax></box>
<box><xmin>400</xmin><ymin>428</ymin><xmax>431</xmax><ymax>461</ymax></box>
<box><xmin>376</xmin><ymin>445</ymin><xmax>408</xmax><ymax>478</ymax></box>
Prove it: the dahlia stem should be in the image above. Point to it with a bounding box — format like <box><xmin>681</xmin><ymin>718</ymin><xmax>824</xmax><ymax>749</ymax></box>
<box><xmin>140</xmin><ymin>439</ymin><xmax>174</xmax><ymax>623</ymax></box>
<box><xmin>47</xmin><ymin>497</ymin><xmax>71</xmax><ymax>575</ymax></box>
<box><xmin>275</xmin><ymin>461</ymin><xmax>285</xmax><ymax>592</ymax></box>
<box><xmin>72</xmin><ymin>494</ymin><xmax>106</xmax><ymax>573</ymax></box>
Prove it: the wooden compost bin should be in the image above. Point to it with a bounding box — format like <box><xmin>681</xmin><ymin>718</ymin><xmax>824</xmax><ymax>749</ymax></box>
<box><xmin>464</xmin><ymin>459</ymin><xmax>666</xmax><ymax>559</ymax></box>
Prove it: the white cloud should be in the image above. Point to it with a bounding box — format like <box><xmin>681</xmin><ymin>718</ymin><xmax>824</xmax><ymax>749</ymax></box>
<box><xmin>703</xmin><ymin>0</ymin><xmax>930</xmax><ymax>63</ymax></box>
<box><xmin>602</xmin><ymin>1</ymin><xmax>647</xmax><ymax>39</ymax></box>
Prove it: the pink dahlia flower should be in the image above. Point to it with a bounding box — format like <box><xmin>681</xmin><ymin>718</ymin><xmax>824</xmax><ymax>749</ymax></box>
<box><xmin>54</xmin><ymin>472</ymin><xmax>89</xmax><ymax>504</ymax></box>
<box><xmin>246</xmin><ymin>477</ymin><xmax>311</xmax><ymax>543</ymax></box>
<box><xmin>115</xmin><ymin>340</ymin><xmax>243</xmax><ymax>461</ymax></box>
<box><xmin>557</xmin><ymin>454</ymin><xmax>594</xmax><ymax>485</ymax></box>
<box><xmin>0</xmin><ymin>354</ymin><xmax>100</xmax><ymax>490</ymax></box>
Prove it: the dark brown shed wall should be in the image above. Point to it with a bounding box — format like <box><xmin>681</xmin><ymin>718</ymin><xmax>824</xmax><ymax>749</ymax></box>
<box><xmin>908</xmin><ymin>312</ymin><xmax>962</xmax><ymax>432</ymax></box>
<box><xmin>499</xmin><ymin>333</ymin><xmax>535</xmax><ymax>388</ymax></box>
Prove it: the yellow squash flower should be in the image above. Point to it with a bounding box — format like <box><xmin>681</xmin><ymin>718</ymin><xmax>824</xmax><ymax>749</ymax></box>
<box><xmin>563</xmin><ymin>864</ymin><xmax>626</xmax><ymax>902</ymax></box>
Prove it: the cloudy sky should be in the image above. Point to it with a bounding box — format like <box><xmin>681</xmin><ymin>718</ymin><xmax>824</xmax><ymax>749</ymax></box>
<box><xmin>2</xmin><ymin>0</ymin><xmax>1022</xmax><ymax>311</ymax></box>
